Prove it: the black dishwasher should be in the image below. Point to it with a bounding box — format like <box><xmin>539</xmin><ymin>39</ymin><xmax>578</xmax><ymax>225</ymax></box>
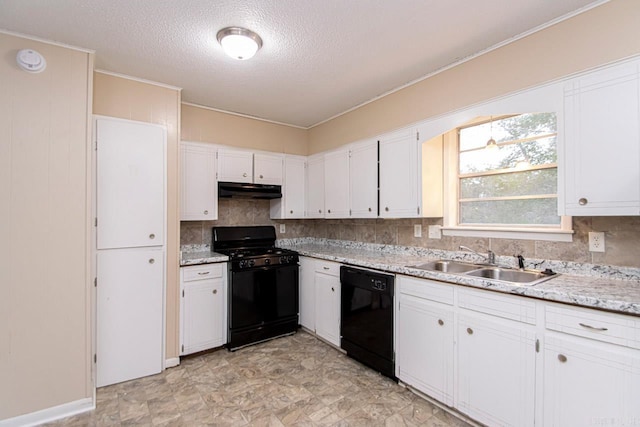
<box><xmin>340</xmin><ymin>265</ymin><xmax>395</xmax><ymax>380</ymax></box>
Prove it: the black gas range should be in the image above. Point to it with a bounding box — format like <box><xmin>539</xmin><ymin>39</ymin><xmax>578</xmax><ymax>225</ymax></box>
<box><xmin>213</xmin><ymin>226</ymin><xmax>299</xmax><ymax>350</ymax></box>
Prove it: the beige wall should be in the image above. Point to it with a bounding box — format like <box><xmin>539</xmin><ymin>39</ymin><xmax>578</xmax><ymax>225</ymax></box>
<box><xmin>0</xmin><ymin>33</ymin><xmax>93</xmax><ymax>419</ymax></box>
<box><xmin>308</xmin><ymin>0</ymin><xmax>640</xmax><ymax>152</ymax></box>
<box><xmin>181</xmin><ymin>103</ymin><xmax>308</xmax><ymax>155</ymax></box>
<box><xmin>93</xmin><ymin>72</ymin><xmax>182</xmax><ymax>360</ymax></box>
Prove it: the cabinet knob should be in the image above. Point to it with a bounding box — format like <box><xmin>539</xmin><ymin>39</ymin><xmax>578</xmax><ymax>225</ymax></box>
<box><xmin>204</xmin><ymin>210</ymin><xmax>209</xmax><ymax>215</ymax></box>
<box><xmin>243</xmin><ymin>173</ymin><xmax>248</xmax><ymax>177</ymax></box>
<box><xmin>368</xmin><ymin>207</ymin><xmax>372</xmax><ymax>212</ymax></box>
<box><xmin>259</xmin><ymin>174</ymin><xmax>263</xmax><ymax>179</ymax></box>
<box><xmin>318</xmin><ymin>209</ymin><xmax>322</xmax><ymax>213</ymax></box>
<box><xmin>466</xmin><ymin>327</ymin><xmax>473</xmax><ymax>335</ymax></box>
<box><xmin>290</xmin><ymin>210</ymin><xmax>293</xmax><ymax>214</ymax></box>
<box><xmin>385</xmin><ymin>207</ymin><xmax>389</xmax><ymax>212</ymax></box>
<box><xmin>149</xmin><ymin>233</ymin><xmax>155</xmax><ymax>239</ymax></box>
<box><xmin>212</xmin><ymin>289</ymin><xmax>217</xmax><ymax>294</ymax></box>
<box><xmin>327</xmin><ymin>209</ymin><xmax>331</xmax><ymax>213</ymax></box>
<box><xmin>578</xmin><ymin>198</ymin><xmax>588</xmax><ymax>206</ymax></box>
<box><xmin>149</xmin><ymin>258</ymin><xmax>155</xmax><ymax>264</ymax></box>
<box><xmin>438</xmin><ymin>319</ymin><xmax>444</xmax><ymax>326</ymax></box>
<box><xmin>331</xmin><ymin>287</ymin><xmax>335</xmax><ymax>292</ymax></box>
<box><xmin>558</xmin><ymin>354</ymin><xmax>567</xmax><ymax>363</ymax></box>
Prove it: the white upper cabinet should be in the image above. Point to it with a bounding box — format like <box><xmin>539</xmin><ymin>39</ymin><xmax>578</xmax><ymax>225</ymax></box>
<box><xmin>271</xmin><ymin>155</ymin><xmax>306</xmax><ymax>219</ymax></box>
<box><xmin>217</xmin><ymin>148</ymin><xmax>253</xmax><ymax>183</ymax></box>
<box><xmin>306</xmin><ymin>154</ymin><xmax>325</xmax><ymax>218</ymax></box>
<box><xmin>562</xmin><ymin>60</ymin><xmax>640</xmax><ymax>216</ymax></box>
<box><xmin>379</xmin><ymin>127</ymin><xmax>421</xmax><ymax>218</ymax></box>
<box><xmin>96</xmin><ymin>118</ymin><xmax>165</xmax><ymax>249</ymax></box>
<box><xmin>349</xmin><ymin>139</ymin><xmax>378</xmax><ymax>218</ymax></box>
<box><xmin>254</xmin><ymin>152</ymin><xmax>283</xmax><ymax>185</ymax></box>
<box><xmin>324</xmin><ymin>148</ymin><xmax>350</xmax><ymax>218</ymax></box>
<box><xmin>180</xmin><ymin>142</ymin><xmax>217</xmax><ymax>221</ymax></box>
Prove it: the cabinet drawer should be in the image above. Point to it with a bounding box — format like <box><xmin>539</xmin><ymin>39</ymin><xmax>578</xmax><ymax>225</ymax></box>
<box><xmin>398</xmin><ymin>275</ymin><xmax>454</xmax><ymax>305</ymax></box>
<box><xmin>458</xmin><ymin>288</ymin><xmax>537</xmax><ymax>325</ymax></box>
<box><xmin>545</xmin><ymin>303</ymin><xmax>640</xmax><ymax>349</ymax></box>
<box><xmin>182</xmin><ymin>263</ymin><xmax>224</xmax><ymax>282</ymax></box>
<box><xmin>315</xmin><ymin>260</ymin><xmax>340</xmax><ymax>276</ymax></box>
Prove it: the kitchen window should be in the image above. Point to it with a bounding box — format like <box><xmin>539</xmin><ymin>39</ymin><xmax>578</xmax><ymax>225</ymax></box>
<box><xmin>442</xmin><ymin>112</ymin><xmax>572</xmax><ymax>241</ymax></box>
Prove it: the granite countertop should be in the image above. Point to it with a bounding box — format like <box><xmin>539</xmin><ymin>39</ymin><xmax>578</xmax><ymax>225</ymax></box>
<box><xmin>180</xmin><ymin>249</ymin><xmax>228</xmax><ymax>266</ymax></box>
<box><xmin>279</xmin><ymin>241</ymin><xmax>640</xmax><ymax>316</ymax></box>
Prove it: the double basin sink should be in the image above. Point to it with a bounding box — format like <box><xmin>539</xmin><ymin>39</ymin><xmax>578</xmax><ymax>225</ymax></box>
<box><xmin>408</xmin><ymin>260</ymin><xmax>558</xmax><ymax>286</ymax></box>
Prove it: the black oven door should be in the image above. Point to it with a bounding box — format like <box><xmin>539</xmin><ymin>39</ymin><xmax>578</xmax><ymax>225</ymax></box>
<box><xmin>229</xmin><ymin>264</ymin><xmax>299</xmax><ymax>333</ymax></box>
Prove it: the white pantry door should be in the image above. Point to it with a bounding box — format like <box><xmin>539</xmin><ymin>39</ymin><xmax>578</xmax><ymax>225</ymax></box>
<box><xmin>97</xmin><ymin>247</ymin><xmax>164</xmax><ymax>387</ymax></box>
<box><xmin>96</xmin><ymin>118</ymin><xmax>165</xmax><ymax>249</ymax></box>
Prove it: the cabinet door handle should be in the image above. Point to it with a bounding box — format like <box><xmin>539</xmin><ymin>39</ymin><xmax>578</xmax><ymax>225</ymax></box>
<box><xmin>579</xmin><ymin>322</ymin><xmax>608</xmax><ymax>331</ymax></box>
<box><xmin>558</xmin><ymin>354</ymin><xmax>567</xmax><ymax>363</ymax></box>
<box><xmin>198</xmin><ymin>271</ymin><xmax>210</xmax><ymax>275</ymax></box>
<box><xmin>149</xmin><ymin>258</ymin><xmax>155</xmax><ymax>264</ymax></box>
<box><xmin>212</xmin><ymin>289</ymin><xmax>217</xmax><ymax>294</ymax></box>
<box><xmin>149</xmin><ymin>233</ymin><xmax>155</xmax><ymax>239</ymax></box>
<box><xmin>204</xmin><ymin>210</ymin><xmax>209</xmax><ymax>215</ymax></box>
<box><xmin>438</xmin><ymin>319</ymin><xmax>444</xmax><ymax>326</ymax></box>
<box><xmin>466</xmin><ymin>327</ymin><xmax>473</xmax><ymax>335</ymax></box>
<box><xmin>243</xmin><ymin>172</ymin><xmax>248</xmax><ymax>177</ymax></box>
<box><xmin>323</xmin><ymin>267</ymin><xmax>330</xmax><ymax>270</ymax></box>
<box><xmin>578</xmin><ymin>198</ymin><xmax>588</xmax><ymax>206</ymax></box>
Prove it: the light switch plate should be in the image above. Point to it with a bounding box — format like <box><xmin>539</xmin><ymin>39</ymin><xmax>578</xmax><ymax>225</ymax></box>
<box><xmin>279</xmin><ymin>224</ymin><xmax>286</xmax><ymax>234</ymax></box>
<box><xmin>589</xmin><ymin>231</ymin><xmax>605</xmax><ymax>252</ymax></box>
<box><xmin>428</xmin><ymin>225</ymin><xmax>442</xmax><ymax>239</ymax></box>
<box><xmin>414</xmin><ymin>224</ymin><xmax>422</xmax><ymax>238</ymax></box>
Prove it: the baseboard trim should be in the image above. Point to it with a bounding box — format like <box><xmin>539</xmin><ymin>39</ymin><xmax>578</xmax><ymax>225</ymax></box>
<box><xmin>165</xmin><ymin>357</ymin><xmax>180</xmax><ymax>368</ymax></box>
<box><xmin>0</xmin><ymin>397</ymin><xmax>94</xmax><ymax>427</ymax></box>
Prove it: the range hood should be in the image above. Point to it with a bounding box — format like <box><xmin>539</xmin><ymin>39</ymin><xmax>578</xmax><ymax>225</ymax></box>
<box><xmin>218</xmin><ymin>181</ymin><xmax>282</xmax><ymax>199</ymax></box>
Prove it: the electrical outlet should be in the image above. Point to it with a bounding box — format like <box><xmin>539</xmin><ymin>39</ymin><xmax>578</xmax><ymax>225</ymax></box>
<box><xmin>428</xmin><ymin>225</ymin><xmax>442</xmax><ymax>239</ymax></box>
<box><xmin>414</xmin><ymin>224</ymin><xmax>422</xmax><ymax>238</ymax></box>
<box><xmin>589</xmin><ymin>231</ymin><xmax>605</xmax><ymax>252</ymax></box>
<box><xmin>279</xmin><ymin>224</ymin><xmax>286</xmax><ymax>234</ymax></box>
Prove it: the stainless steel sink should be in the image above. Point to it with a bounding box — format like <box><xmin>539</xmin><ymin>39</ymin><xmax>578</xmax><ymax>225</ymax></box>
<box><xmin>407</xmin><ymin>259</ymin><xmax>559</xmax><ymax>286</ymax></box>
<box><xmin>466</xmin><ymin>267</ymin><xmax>556</xmax><ymax>285</ymax></box>
<box><xmin>410</xmin><ymin>260</ymin><xmax>478</xmax><ymax>274</ymax></box>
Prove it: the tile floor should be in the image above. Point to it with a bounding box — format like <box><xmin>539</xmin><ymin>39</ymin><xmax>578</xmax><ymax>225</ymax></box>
<box><xmin>45</xmin><ymin>331</ymin><xmax>472</xmax><ymax>426</ymax></box>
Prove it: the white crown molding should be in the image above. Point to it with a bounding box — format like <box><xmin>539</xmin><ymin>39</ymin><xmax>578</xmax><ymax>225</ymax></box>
<box><xmin>0</xmin><ymin>28</ymin><xmax>94</xmax><ymax>53</ymax></box>
<box><xmin>94</xmin><ymin>69</ymin><xmax>182</xmax><ymax>91</ymax></box>
<box><xmin>181</xmin><ymin>102</ymin><xmax>307</xmax><ymax>130</ymax></box>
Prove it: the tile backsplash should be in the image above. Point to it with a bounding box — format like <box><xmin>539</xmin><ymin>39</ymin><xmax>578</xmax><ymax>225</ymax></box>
<box><xmin>181</xmin><ymin>199</ymin><xmax>640</xmax><ymax>268</ymax></box>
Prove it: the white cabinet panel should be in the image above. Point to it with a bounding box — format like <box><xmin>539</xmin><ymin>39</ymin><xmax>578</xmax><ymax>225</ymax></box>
<box><xmin>397</xmin><ymin>292</ymin><xmax>454</xmax><ymax>406</ymax></box>
<box><xmin>218</xmin><ymin>149</ymin><xmax>253</xmax><ymax>183</ymax></box>
<box><xmin>457</xmin><ymin>312</ymin><xmax>536</xmax><ymax>427</ymax></box>
<box><xmin>254</xmin><ymin>152</ymin><xmax>283</xmax><ymax>185</ymax></box>
<box><xmin>324</xmin><ymin>149</ymin><xmax>350</xmax><ymax>218</ymax></box>
<box><xmin>350</xmin><ymin>139</ymin><xmax>378</xmax><ymax>218</ymax></box>
<box><xmin>96</xmin><ymin>119</ymin><xmax>165</xmax><ymax>249</ymax></box>
<box><xmin>271</xmin><ymin>155</ymin><xmax>305</xmax><ymax>219</ymax></box>
<box><xmin>379</xmin><ymin>128</ymin><xmax>420</xmax><ymax>218</ymax></box>
<box><xmin>306</xmin><ymin>154</ymin><xmax>325</xmax><ymax>218</ymax></box>
<box><xmin>180</xmin><ymin>263</ymin><xmax>227</xmax><ymax>355</ymax></box>
<box><xmin>563</xmin><ymin>61</ymin><xmax>640</xmax><ymax>215</ymax></box>
<box><xmin>314</xmin><ymin>261</ymin><xmax>341</xmax><ymax>346</ymax></box>
<box><xmin>299</xmin><ymin>256</ymin><xmax>316</xmax><ymax>331</ymax></box>
<box><xmin>97</xmin><ymin>247</ymin><xmax>164</xmax><ymax>387</ymax></box>
<box><xmin>543</xmin><ymin>334</ymin><xmax>640</xmax><ymax>427</ymax></box>
<box><xmin>180</xmin><ymin>142</ymin><xmax>217</xmax><ymax>221</ymax></box>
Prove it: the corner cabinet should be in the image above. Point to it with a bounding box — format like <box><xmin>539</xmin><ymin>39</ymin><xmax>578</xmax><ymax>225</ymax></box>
<box><xmin>379</xmin><ymin>128</ymin><xmax>421</xmax><ymax>218</ymax></box>
<box><xmin>562</xmin><ymin>60</ymin><xmax>640</xmax><ymax>216</ymax></box>
<box><xmin>180</xmin><ymin>263</ymin><xmax>227</xmax><ymax>355</ymax></box>
<box><xmin>180</xmin><ymin>142</ymin><xmax>217</xmax><ymax>221</ymax></box>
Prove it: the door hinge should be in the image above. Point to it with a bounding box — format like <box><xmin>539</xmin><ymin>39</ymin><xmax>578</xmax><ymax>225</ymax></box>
<box><xmin>94</xmin><ymin>277</ymin><xmax>97</xmax><ymax>287</ymax></box>
<box><xmin>94</xmin><ymin>140</ymin><xmax>98</xmax><ymax>151</ymax></box>
<box><xmin>94</xmin><ymin>217</ymin><xmax>98</xmax><ymax>227</ymax></box>
<box><xmin>94</xmin><ymin>354</ymin><xmax>97</xmax><ymax>363</ymax></box>
<box><xmin>181</xmin><ymin>344</ymin><xmax>184</xmax><ymax>353</ymax></box>
<box><xmin>182</xmin><ymin>289</ymin><xmax>185</xmax><ymax>297</ymax></box>
<box><xmin>416</xmin><ymin>131</ymin><xmax>420</xmax><ymax>141</ymax></box>
<box><xmin>535</xmin><ymin>339</ymin><xmax>540</xmax><ymax>353</ymax></box>
<box><xmin>417</xmin><ymin>206</ymin><xmax>420</xmax><ymax>215</ymax></box>
<box><xmin>349</xmin><ymin>209</ymin><xmax>352</xmax><ymax>216</ymax></box>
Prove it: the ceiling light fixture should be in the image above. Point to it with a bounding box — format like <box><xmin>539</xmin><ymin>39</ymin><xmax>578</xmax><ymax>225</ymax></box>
<box><xmin>486</xmin><ymin>116</ymin><xmax>498</xmax><ymax>150</ymax></box>
<box><xmin>217</xmin><ymin>27</ymin><xmax>263</xmax><ymax>60</ymax></box>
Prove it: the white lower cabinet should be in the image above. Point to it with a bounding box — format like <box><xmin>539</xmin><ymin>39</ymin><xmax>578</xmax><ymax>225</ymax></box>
<box><xmin>314</xmin><ymin>260</ymin><xmax>341</xmax><ymax>347</ymax></box>
<box><xmin>397</xmin><ymin>277</ymin><xmax>454</xmax><ymax>406</ymax></box>
<box><xmin>180</xmin><ymin>263</ymin><xmax>227</xmax><ymax>355</ymax></box>
<box><xmin>299</xmin><ymin>256</ymin><xmax>316</xmax><ymax>331</ymax></box>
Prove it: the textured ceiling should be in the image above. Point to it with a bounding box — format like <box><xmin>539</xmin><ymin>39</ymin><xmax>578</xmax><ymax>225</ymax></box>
<box><xmin>0</xmin><ymin>0</ymin><xmax>605</xmax><ymax>128</ymax></box>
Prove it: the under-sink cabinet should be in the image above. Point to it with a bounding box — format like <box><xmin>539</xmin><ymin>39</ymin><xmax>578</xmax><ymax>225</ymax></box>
<box><xmin>180</xmin><ymin>263</ymin><xmax>227</xmax><ymax>355</ymax></box>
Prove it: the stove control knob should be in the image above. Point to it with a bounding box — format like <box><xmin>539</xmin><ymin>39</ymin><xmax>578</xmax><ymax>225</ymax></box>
<box><xmin>248</xmin><ymin>260</ymin><xmax>255</xmax><ymax>267</ymax></box>
<box><xmin>280</xmin><ymin>256</ymin><xmax>287</xmax><ymax>264</ymax></box>
<box><xmin>238</xmin><ymin>260</ymin><xmax>246</xmax><ymax>269</ymax></box>
<box><xmin>264</xmin><ymin>258</ymin><xmax>271</xmax><ymax>265</ymax></box>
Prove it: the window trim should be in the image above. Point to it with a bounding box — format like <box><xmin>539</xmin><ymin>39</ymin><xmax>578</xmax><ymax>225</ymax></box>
<box><xmin>441</xmin><ymin>116</ymin><xmax>573</xmax><ymax>242</ymax></box>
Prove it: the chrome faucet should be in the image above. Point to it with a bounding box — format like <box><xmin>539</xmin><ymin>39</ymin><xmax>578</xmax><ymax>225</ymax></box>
<box><xmin>459</xmin><ymin>245</ymin><xmax>496</xmax><ymax>265</ymax></box>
